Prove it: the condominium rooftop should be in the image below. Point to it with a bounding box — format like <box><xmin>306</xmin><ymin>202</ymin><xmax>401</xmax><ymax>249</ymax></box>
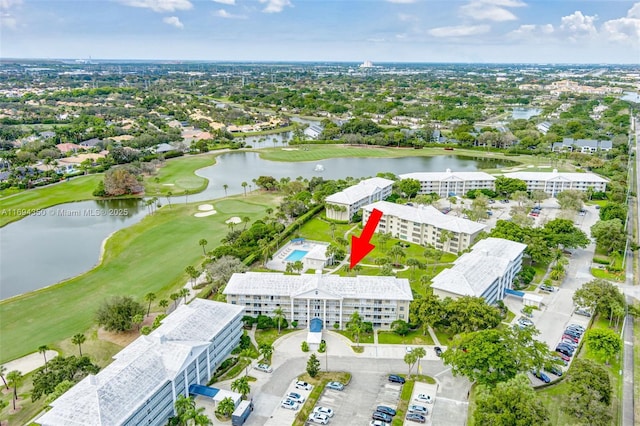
<box><xmin>430</xmin><ymin>238</ymin><xmax>526</xmax><ymax>298</ymax></box>
<box><xmin>38</xmin><ymin>300</ymin><xmax>244</xmax><ymax>426</ymax></box>
<box><xmin>502</xmin><ymin>170</ymin><xmax>609</xmax><ymax>183</ymax></box>
<box><xmin>399</xmin><ymin>169</ymin><xmax>496</xmax><ymax>182</ymax></box>
<box><xmin>224</xmin><ymin>271</ymin><xmax>413</xmax><ymax>301</ymax></box>
<box><xmin>325</xmin><ymin>177</ymin><xmax>394</xmax><ymax>205</ymax></box>
<box><xmin>364</xmin><ymin>201</ymin><xmax>486</xmax><ymax>235</ymax></box>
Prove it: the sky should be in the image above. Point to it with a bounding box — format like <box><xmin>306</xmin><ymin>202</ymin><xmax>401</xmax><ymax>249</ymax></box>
<box><xmin>1</xmin><ymin>0</ymin><xmax>639</xmax><ymax>63</ymax></box>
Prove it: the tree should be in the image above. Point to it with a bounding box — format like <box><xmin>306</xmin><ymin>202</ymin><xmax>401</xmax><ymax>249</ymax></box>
<box><xmin>591</xmin><ymin>219</ymin><xmax>626</xmax><ymax>254</ymax></box>
<box><xmin>585</xmin><ymin>328</ymin><xmax>623</xmax><ymax>364</ymax></box>
<box><xmin>231</xmin><ymin>376</ymin><xmax>251</xmax><ymax>400</ymax></box>
<box><xmin>442</xmin><ymin>326</ymin><xmax>549</xmax><ymax>386</ymax></box>
<box><xmin>198</xmin><ymin>239</ymin><xmax>208</xmax><ymax>255</ymax></box>
<box><xmin>599</xmin><ymin>203</ymin><xmax>627</xmax><ymax>221</ymax></box>
<box><xmin>215</xmin><ymin>396</ymin><xmax>236</xmax><ymax>418</ymax></box>
<box><xmin>206</xmin><ymin>255</ymin><xmax>248</xmax><ymax>286</ymax></box>
<box><xmin>543</xmin><ymin>218</ymin><xmax>589</xmax><ymax>249</ymax></box>
<box><xmin>223</xmin><ymin>184</ymin><xmax>228</xmax><ymax>196</ymax></box>
<box><xmin>396</xmin><ymin>178</ymin><xmax>421</xmax><ymax>199</ymax></box>
<box><xmin>242</xmin><ymin>216</ymin><xmax>251</xmax><ymax>230</ymax></box>
<box><xmin>0</xmin><ymin>365</ymin><xmax>9</xmax><ymax>390</ymax></box>
<box><xmin>159</xmin><ymin>299</ymin><xmax>169</xmax><ymax>310</ymax></box>
<box><xmin>573</xmin><ymin>279</ymin><xmax>626</xmax><ymax>319</ymax></box>
<box><xmin>391</xmin><ymin>319</ymin><xmax>410</xmax><ymax>336</ymax></box>
<box><xmin>259</xmin><ymin>343</ymin><xmax>273</xmax><ymax>361</ymax></box>
<box><xmin>132</xmin><ymin>314</ymin><xmax>144</xmax><ymax>331</ymax></box>
<box><xmin>443</xmin><ymin>296</ymin><xmax>502</xmax><ymax>334</ymax></box>
<box><xmin>524</xmin><ymin>235</ymin><xmax>552</xmax><ymax>265</ymax></box>
<box><xmin>388</xmin><ymin>244</ymin><xmax>406</xmax><ymax>266</ymax></box>
<box><xmin>241</xmin><ymin>181</ymin><xmax>248</xmax><ymax>196</ymax></box>
<box><xmin>474</xmin><ymin>374</ymin><xmax>549</xmax><ymax>426</ymax></box>
<box><xmin>413</xmin><ymin>347</ymin><xmax>426</xmax><ymax>376</ymax></box>
<box><xmin>44</xmin><ymin>380</ymin><xmax>74</xmax><ymax>404</ymax></box>
<box><xmin>410</xmin><ymin>292</ymin><xmax>445</xmax><ymax>336</ymax></box>
<box><xmin>307</xmin><ymin>353</ymin><xmax>321</xmax><ymax>378</ymax></box>
<box><xmin>346</xmin><ymin>311</ymin><xmax>364</xmax><ymax>347</ymax></box>
<box><xmin>530</xmin><ymin>190</ymin><xmax>549</xmax><ymax>207</ymax></box>
<box><xmin>102</xmin><ymin>166</ymin><xmax>142</xmax><ymax>196</ymax></box>
<box><xmin>404</xmin><ymin>351</ymin><xmax>418</xmax><ymax>378</ymax></box>
<box><xmin>7</xmin><ymin>370</ymin><xmax>23</xmax><ymax>410</ymax></box>
<box><xmin>273</xmin><ymin>307</ymin><xmax>285</xmax><ymax>334</ymax></box>
<box><xmin>512</xmin><ymin>190</ymin><xmax>529</xmax><ymax>206</ymax></box>
<box><xmin>406</xmin><ymin>258</ymin><xmax>420</xmax><ymax>279</ymax></box>
<box><xmin>185</xmin><ymin>265</ymin><xmax>199</xmax><ymax>288</ymax></box>
<box><xmin>293</xmin><ymin>260</ymin><xmax>304</xmax><ymax>274</ymax></box>
<box><xmin>38</xmin><ymin>345</ymin><xmax>49</xmax><ymax>371</ymax></box>
<box><xmin>494</xmin><ymin>176</ymin><xmax>527</xmax><ymax>198</ymax></box>
<box><xmin>96</xmin><ymin>296</ymin><xmax>145</xmax><ymax>332</ymax></box>
<box><xmin>31</xmin><ymin>355</ymin><xmax>100</xmax><ymax>401</ymax></box>
<box><xmin>144</xmin><ymin>292</ymin><xmax>156</xmax><ymax>317</ymax></box>
<box><xmin>439</xmin><ymin>230</ymin><xmax>453</xmax><ymax>247</ymax></box>
<box><xmin>166</xmin><ymin>191</ymin><xmax>173</xmax><ymax>208</ymax></box>
<box><xmin>71</xmin><ymin>333</ymin><xmax>86</xmax><ymax>356</ymax></box>
<box><xmin>378</xmin><ymin>232</ymin><xmax>391</xmax><ymax>251</ymax></box>
<box><xmin>179</xmin><ymin>287</ymin><xmax>190</xmax><ymax>303</ymax></box>
<box><xmin>562</xmin><ymin>359</ymin><xmax>612</xmax><ymax>424</ymax></box>
<box><xmin>556</xmin><ymin>189</ymin><xmax>586</xmax><ymax>212</ymax></box>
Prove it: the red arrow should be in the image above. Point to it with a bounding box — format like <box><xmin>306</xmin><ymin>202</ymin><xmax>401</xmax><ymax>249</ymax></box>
<box><xmin>350</xmin><ymin>208</ymin><xmax>383</xmax><ymax>269</ymax></box>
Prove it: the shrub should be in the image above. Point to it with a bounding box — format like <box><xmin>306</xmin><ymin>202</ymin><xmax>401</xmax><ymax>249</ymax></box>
<box><xmin>593</xmin><ymin>257</ymin><xmax>610</xmax><ymax>265</ymax></box>
<box><xmin>256</xmin><ymin>315</ymin><xmax>274</xmax><ymax>330</ymax></box>
<box><xmin>140</xmin><ymin>326</ymin><xmax>152</xmax><ymax>335</ymax></box>
<box><xmin>333</xmin><ymin>322</ymin><xmax>340</xmax><ymax>330</ymax></box>
<box><xmin>318</xmin><ymin>340</ymin><xmax>326</xmax><ymax>353</ymax></box>
<box><xmin>152</xmin><ymin>314</ymin><xmax>167</xmax><ymax>329</ymax></box>
<box><xmin>301</xmin><ymin>341</ymin><xmax>309</xmax><ymax>352</ymax></box>
<box><xmin>291</xmin><ymin>320</ymin><xmax>298</xmax><ymax>328</ymax></box>
<box><xmin>242</xmin><ymin>315</ymin><xmax>256</xmax><ymax>328</ymax></box>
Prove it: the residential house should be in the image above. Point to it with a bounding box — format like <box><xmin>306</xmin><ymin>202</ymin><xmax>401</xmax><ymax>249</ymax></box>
<box><xmin>502</xmin><ymin>169</ymin><xmax>608</xmax><ymax>195</ymax></box>
<box><xmin>325</xmin><ymin>177</ymin><xmax>394</xmax><ymax>221</ymax></box>
<box><xmin>552</xmin><ymin>138</ymin><xmax>613</xmax><ymax>153</ymax></box>
<box><xmin>399</xmin><ymin>169</ymin><xmax>496</xmax><ymax>198</ymax></box>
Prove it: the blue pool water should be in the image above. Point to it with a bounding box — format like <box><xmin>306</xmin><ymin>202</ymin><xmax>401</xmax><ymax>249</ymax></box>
<box><xmin>286</xmin><ymin>250</ymin><xmax>308</xmax><ymax>262</ymax></box>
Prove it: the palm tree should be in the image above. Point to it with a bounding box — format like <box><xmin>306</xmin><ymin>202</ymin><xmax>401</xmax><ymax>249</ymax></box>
<box><xmin>293</xmin><ymin>260</ymin><xmax>304</xmax><ymax>274</ymax></box>
<box><xmin>184</xmin><ymin>189</ymin><xmax>190</xmax><ymax>204</ymax></box>
<box><xmin>7</xmin><ymin>370</ymin><xmax>22</xmax><ymax>410</ymax></box>
<box><xmin>38</xmin><ymin>345</ymin><xmax>49</xmax><ymax>371</ymax></box>
<box><xmin>241</xmin><ymin>181</ymin><xmax>248</xmax><ymax>196</ymax></box>
<box><xmin>413</xmin><ymin>347</ymin><xmax>426</xmax><ymax>376</ymax></box>
<box><xmin>378</xmin><ymin>232</ymin><xmax>391</xmax><ymax>251</ymax></box>
<box><xmin>144</xmin><ymin>292</ymin><xmax>156</xmax><ymax>316</ymax></box>
<box><xmin>273</xmin><ymin>307</ymin><xmax>285</xmax><ymax>334</ymax></box>
<box><xmin>406</xmin><ymin>258</ymin><xmax>420</xmax><ymax>279</ymax></box>
<box><xmin>0</xmin><ymin>365</ymin><xmax>9</xmax><ymax>390</ymax></box>
<box><xmin>170</xmin><ymin>292</ymin><xmax>180</xmax><ymax>309</ymax></box>
<box><xmin>242</xmin><ymin>216</ymin><xmax>251</xmax><ymax>230</ymax></box>
<box><xmin>388</xmin><ymin>245</ymin><xmax>406</xmax><ymax>266</ymax></box>
<box><xmin>185</xmin><ymin>265</ymin><xmax>199</xmax><ymax>288</ymax></box>
<box><xmin>71</xmin><ymin>333</ymin><xmax>86</xmax><ymax>356</ymax></box>
<box><xmin>166</xmin><ymin>191</ymin><xmax>173</xmax><ymax>208</ymax></box>
<box><xmin>198</xmin><ymin>238</ymin><xmax>208</xmax><ymax>255</ymax></box>
<box><xmin>259</xmin><ymin>343</ymin><xmax>273</xmax><ymax>361</ymax></box>
<box><xmin>159</xmin><ymin>299</ymin><xmax>169</xmax><ymax>311</ymax></box>
<box><xmin>231</xmin><ymin>376</ymin><xmax>251</xmax><ymax>400</ymax></box>
<box><xmin>179</xmin><ymin>287</ymin><xmax>190</xmax><ymax>303</ymax></box>
<box><xmin>223</xmin><ymin>184</ymin><xmax>228</xmax><ymax>196</ymax></box>
<box><xmin>346</xmin><ymin>311</ymin><xmax>364</xmax><ymax>347</ymax></box>
<box><xmin>215</xmin><ymin>397</ymin><xmax>236</xmax><ymax>418</ymax></box>
<box><xmin>133</xmin><ymin>314</ymin><xmax>144</xmax><ymax>331</ymax></box>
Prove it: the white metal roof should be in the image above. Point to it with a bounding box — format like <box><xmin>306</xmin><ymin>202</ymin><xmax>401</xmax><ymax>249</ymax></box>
<box><xmin>224</xmin><ymin>271</ymin><xmax>413</xmax><ymax>301</ymax></box>
<box><xmin>38</xmin><ymin>300</ymin><xmax>244</xmax><ymax>426</ymax></box>
<box><xmin>399</xmin><ymin>170</ymin><xmax>496</xmax><ymax>182</ymax></box>
<box><xmin>430</xmin><ymin>238</ymin><xmax>526</xmax><ymax>298</ymax></box>
<box><xmin>502</xmin><ymin>171</ymin><xmax>608</xmax><ymax>183</ymax></box>
<box><xmin>325</xmin><ymin>177</ymin><xmax>394</xmax><ymax>205</ymax></box>
<box><xmin>363</xmin><ymin>201</ymin><xmax>486</xmax><ymax>235</ymax></box>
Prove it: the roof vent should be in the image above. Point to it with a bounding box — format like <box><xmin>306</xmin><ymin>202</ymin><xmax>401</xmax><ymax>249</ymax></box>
<box><xmin>89</xmin><ymin>375</ymin><xmax>98</xmax><ymax>386</ymax></box>
<box><xmin>445</xmin><ymin>168</ymin><xmax>452</xmax><ymax>173</ymax></box>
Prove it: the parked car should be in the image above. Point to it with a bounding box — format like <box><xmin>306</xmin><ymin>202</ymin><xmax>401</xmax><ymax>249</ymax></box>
<box><xmin>408</xmin><ymin>404</ymin><xmax>428</xmax><ymax>415</ymax></box>
<box><xmin>254</xmin><ymin>363</ymin><xmax>273</xmax><ymax>373</ymax></box>
<box><xmin>372</xmin><ymin>411</ymin><xmax>393</xmax><ymax>423</ymax></box>
<box><xmin>406</xmin><ymin>346</ymin><xmax>413</xmax><ymax>353</ymax></box>
<box><xmin>556</xmin><ymin>347</ymin><xmax>573</xmax><ymax>357</ymax></box>
<box><xmin>575</xmin><ymin>307</ymin><xmax>592</xmax><ymax>317</ymax></box>
<box><xmin>406</xmin><ymin>413</ymin><xmax>427</xmax><ymax>423</ymax></box>
<box><xmin>281</xmin><ymin>399</ymin><xmax>299</xmax><ymax>410</ymax></box>
<box><xmin>564</xmin><ymin>330</ymin><xmax>582</xmax><ymax>339</ymax></box>
<box><xmin>369</xmin><ymin>421</ymin><xmax>390</xmax><ymax>426</ymax></box>
<box><xmin>555</xmin><ymin>352</ymin><xmax>571</xmax><ymax>363</ymax></box>
<box><xmin>567</xmin><ymin>324</ymin><xmax>585</xmax><ymax>332</ymax></box>
<box><xmin>531</xmin><ymin>370</ymin><xmax>551</xmax><ymax>383</ymax></box>
<box><xmin>286</xmin><ymin>392</ymin><xmax>305</xmax><ymax>403</ymax></box>
<box><xmin>313</xmin><ymin>406</ymin><xmax>335</xmax><ymax>418</ymax></box>
<box><xmin>556</xmin><ymin>343</ymin><xmax>575</xmax><ymax>353</ymax></box>
<box><xmin>388</xmin><ymin>375</ymin><xmax>405</xmax><ymax>384</ymax></box>
<box><xmin>295</xmin><ymin>380</ymin><xmax>312</xmax><ymax>391</ymax></box>
<box><xmin>308</xmin><ymin>413</ymin><xmax>329</xmax><ymax>425</ymax></box>
<box><xmin>562</xmin><ymin>334</ymin><xmax>580</xmax><ymax>343</ymax></box>
<box><xmin>547</xmin><ymin>365</ymin><xmax>563</xmax><ymax>376</ymax></box>
<box><xmin>434</xmin><ymin>346</ymin><xmax>443</xmax><ymax>357</ymax></box>
<box><xmin>326</xmin><ymin>381</ymin><xmax>344</xmax><ymax>391</ymax></box>
<box><xmin>518</xmin><ymin>317</ymin><xmax>534</xmax><ymax>327</ymax></box>
<box><xmin>415</xmin><ymin>394</ymin><xmax>434</xmax><ymax>404</ymax></box>
<box><xmin>560</xmin><ymin>340</ymin><xmax>578</xmax><ymax>349</ymax></box>
<box><xmin>539</xmin><ymin>284</ymin><xmax>555</xmax><ymax>292</ymax></box>
<box><xmin>565</xmin><ymin>326</ymin><xmax>584</xmax><ymax>335</ymax></box>
<box><xmin>376</xmin><ymin>406</ymin><xmax>397</xmax><ymax>417</ymax></box>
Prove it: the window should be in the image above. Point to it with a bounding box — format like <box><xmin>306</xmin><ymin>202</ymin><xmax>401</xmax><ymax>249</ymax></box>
<box><xmin>399</xmin><ymin>306</ymin><xmax>404</xmax><ymax>311</ymax></box>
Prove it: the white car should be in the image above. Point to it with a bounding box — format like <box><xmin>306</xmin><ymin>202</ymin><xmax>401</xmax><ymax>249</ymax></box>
<box><xmin>295</xmin><ymin>380</ymin><xmax>312</xmax><ymax>391</ymax></box>
<box><xmin>414</xmin><ymin>393</ymin><xmax>433</xmax><ymax>404</ymax></box>
<box><xmin>313</xmin><ymin>406</ymin><xmax>335</xmax><ymax>418</ymax></box>
<box><xmin>405</xmin><ymin>346</ymin><xmax>413</xmax><ymax>353</ymax></box>
<box><xmin>254</xmin><ymin>363</ymin><xmax>273</xmax><ymax>373</ymax></box>
<box><xmin>369</xmin><ymin>421</ymin><xmax>390</xmax><ymax>426</ymax></box>
<box><xmin>287</xmin><ymin>392</ymin><xmax>305</xmax><ymax>403</ymax></box>
<box><xmin>281</xmin><ymin>399</ymin><xmax>299</xmax><ymax>410</ymax></box>
<box><xmin>308</xmin><ymin>413</ymin><xmax>329</xmax><ymax>425</ymax></box>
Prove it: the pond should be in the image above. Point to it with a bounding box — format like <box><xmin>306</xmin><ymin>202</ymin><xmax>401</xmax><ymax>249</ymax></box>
<box><xmin>621</xmin><ymin>91</ymin><xmax>640</xmax><ymax>103</ymax></box>
<box><xmin>0</xmin><ymin>151</ymin><xmax>516</xmax><ymax>299</ymax></box>
<box><xmin>511</xmin><ymin>108</ymin><xmax>542</xmax><ymax>120</ymax></box>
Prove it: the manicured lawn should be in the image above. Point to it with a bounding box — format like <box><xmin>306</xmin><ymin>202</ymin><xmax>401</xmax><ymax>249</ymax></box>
<box><xmin>296</xmin><ymin>215</ymin><xmax>355</xmax><ymax>243</ymax></box>
<box><xmin>378</xmin><ymin>329</ymin><xmax>435</xmax><ymax>345</ymax></box>
<box><xmin>142</xmin><ymin>154</ymin><xmax>217</xmax><ymax>197</ymax></box>
<box><xmin>254</xmin><ymin>328</ymin><xmax>298</xmax><ymax>348</ymax></box>
<box><xmin>536</xmin><ymin>380</ymin><xmax>577</xmax><ymax>426</ymax></box>
<box><xmin>0</xmin><ymin>193</ymin><xmax>278</xmax><ymax>363</ymax></box>
<box><xmin>432</xmin><ymin>328</ymin><xmax>455</xmax><ymax>346</ymax></box>
<box><xmin>0</xmin><ymin>174</ymin><xmax>102</xmax><ymax>227</ymax></box>
<box><xmin>333</xmin><ymin>330</ymin><xmax>375</xmax><ymax>344</ymax></box>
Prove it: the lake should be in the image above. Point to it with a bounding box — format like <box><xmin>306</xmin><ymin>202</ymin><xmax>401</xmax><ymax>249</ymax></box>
<box><xmin>511</xmin><ymin>108</ymin><xmax>542</xmax><ymax>120</ymax></box>
<box><xmin>0</xmin><ymin>151</ymin><xmax>514</xmax><ymax>299</ymax></box>
<box><xmin>621</xmin><ymin>91</ymin><xmax>640</xmax><ymax>103</ymax></box>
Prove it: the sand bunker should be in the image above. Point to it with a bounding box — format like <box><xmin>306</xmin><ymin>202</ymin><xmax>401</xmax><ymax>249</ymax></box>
<box><xmin>282</xmin><ymin>148</ymin><xmax>299</xmax><ymax>151</ymax></box>
<box><xmin>225</xmin><ymin>216</ymin><xmax>242</xmax><ymax>224</ymax></box>
<box><xmin>162</xmin><ymin>183</ymin><xmax>175</xmax><ymax>186</ymax></box>
<box><xmin>198</xmin><ymin>204</ymin><xmax>214</xmax><ymax>211</ymax></box>
<box><xmin>194</xmin><ymin>211</ymin><xmax>217</xmax><ymax>218</ymax></box>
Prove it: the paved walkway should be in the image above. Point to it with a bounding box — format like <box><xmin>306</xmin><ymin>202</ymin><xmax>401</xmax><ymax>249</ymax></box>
<box><xmin>1</xmin><ymin>350</ymin><xmax>58</xmax><ymax>375</ymax></box>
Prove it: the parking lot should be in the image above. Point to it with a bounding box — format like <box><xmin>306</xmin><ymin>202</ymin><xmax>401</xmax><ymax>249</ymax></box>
<box><xmin>404</xmin><ymin>382</ymin><xmax>437</xmax><ymax>425</ymax></box>
<box><xmin>263</xmin><ymin>379</ymin><xmax>314</xmax><ymax>426</ymax></box>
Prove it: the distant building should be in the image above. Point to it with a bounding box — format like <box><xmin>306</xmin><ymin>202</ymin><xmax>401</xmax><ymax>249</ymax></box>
<box><xmin>79</xmin><ymin>138</ymin><xmax>103</xmax><ymax>149</ymax></box>
<box><xmin>360</xmin><ymin>60</ymin><xmax>374</xmax><ymax>68</ymax></box>
<box><xmin>37</xmin><ymin>300</ymin><xmax>244</xmax><ymax>426</ymax></box>
<box><xmin>502</xmin><ymin>169</ymin><xmax>608</xmax><ymax>195</ymax></box>
<box><xmin>431</xmin><ymin>237</ymin><xmax>526</xmax><ymax>304</ymax></box>
<box><xmin>362</xmin><ymin>201</ymin><xmax>486</xmax><ymax>254</ymax></box>
<box><xmin>325</xmin><ymin>177</ymin><xmax>394</xmax><ymax>221</ymax></box>
<box><xmin>399</xmin><ymin>169</ymin><xmax>496</xmax><ymax>198</ymax></box>
<box><xmin>536</xmin><ymin>122</ymin><xmax>551</xmax><ymax>135</ymax></box>
<box><xmin>303</xmin><ymin>124</ymin><xmax>324</xmax><ymax>139</ymax></box>
<box><xmin>55</xmin><ymin>143</ymin><xmax>83</xmax><ymax>154</ymax></box>
<box><xmin>40</xmin><ymin>131</ymin><xmax>56</xmax><ymax>139</ymax></box>
<box><xmin>552</xmin><ymin>138</ymin><xmax>613</xmax><ymax>153</ymax></box>
<box><xmin>224</xmin><ymin>271</ymin><xmax>412</xmax><ymax>330</ymax></box>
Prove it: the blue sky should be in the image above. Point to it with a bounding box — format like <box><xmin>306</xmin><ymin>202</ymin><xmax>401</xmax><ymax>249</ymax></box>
<box><xmin>1</xmin><ymin>0</ymin><xmax>639</xmax><ymax>63</ymax></box>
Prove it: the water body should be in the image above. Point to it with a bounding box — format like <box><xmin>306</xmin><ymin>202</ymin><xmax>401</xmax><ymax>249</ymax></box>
<box><xmin>0</xmin><ymin>152</ymin><xmax>514</xmax><ymax>299</ymax></box>
<box><xmin>511</xmin><ymin>108</ymin><xmax>542</xmax><ymax>120</ymax></box>
<box><xmin>621</xmin><ymin>91</ymin><xmax>640</xmax><ymax>103</ymax></box>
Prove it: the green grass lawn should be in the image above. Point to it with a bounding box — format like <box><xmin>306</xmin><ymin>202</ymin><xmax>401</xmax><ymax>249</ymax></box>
<box><xmin>296</xmin><ymin>215</ymin><xmax>355</xmax><ymax>242</ymax></box>
<box><xmin>254</xmin><ymin>328</ymin><xmax>298</xmax><ymax>348</ymax></box>
<box><xmin>378</xmin><ymin>329</ymin><xmax>435</xmax><ymax>345</ymax></box>
<box><xmin>0</xmin><ymin>193</ymin><xmax>278</xmax><ymax>363</ymax></box>
<box><xmin>0</xmin><ymin>174</ymin><xmax>102</xmax><ymax>227</ymax></box>
<box><xmin>142</xmin><ymin>154</ymin><xmax>217</xmax><ymax>197</ymax></box>
<box><xmin>432</xmin><ymin>328</ymin><xmax>455</xmax><ymax>346</ymax></box>
<box><xmin>333</xmin><ymin>330</ymin><xmax>374</xmax><ymax>344</ymax></box>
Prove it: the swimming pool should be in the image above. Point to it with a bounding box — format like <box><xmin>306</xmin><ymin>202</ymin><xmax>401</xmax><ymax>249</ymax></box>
<box><xmin>285</xmin><ymin>250</ymin><xmax>308</xmax><ymax>262</ymax></box>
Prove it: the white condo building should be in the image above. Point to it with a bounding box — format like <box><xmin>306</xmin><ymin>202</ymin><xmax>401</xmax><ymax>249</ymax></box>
<box><xmin>399</xmin><ymin>169</ymin><xmax>496</xmax><ymax>198</ymax></box>
<box><xmin>430</xmin><ymin>237</ymin><xmax>527</xmax><ymax>305</ymax></box>
<box><xmin>502</xmin><ymin>170</ymin><xmax>608</xmax><ymax>195</ymax></box>
<box><xmin>38</xmin><ymin>300</ymin><xmax>244</xmax><ymax>426</ymax></box>
<box><xmin>325</xmin><ymin>177</ymin><xmax>394</xmax><ymax>221</ymax></box>
<box><xmin>224</xmin><ymin>271</ymin><xmax>413</xmax><ymax>330</ymax></box>
<box><xmin>362</xmin><ymin>201</ymin><xmax>486</xmax><ymax>254</ymax></box>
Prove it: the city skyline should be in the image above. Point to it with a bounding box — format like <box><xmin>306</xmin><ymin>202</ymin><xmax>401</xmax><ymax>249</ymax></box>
<box><xmin>1</xmin><ymin>0</ymin><xmax>639</xmax><ymax>64</ymax></box>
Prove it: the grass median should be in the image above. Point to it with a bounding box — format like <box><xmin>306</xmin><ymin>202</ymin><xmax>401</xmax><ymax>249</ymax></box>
<box><xmin>0</xmin><ymin>193</ymin><xmax>277</xmax><ymax>363</ymax></box>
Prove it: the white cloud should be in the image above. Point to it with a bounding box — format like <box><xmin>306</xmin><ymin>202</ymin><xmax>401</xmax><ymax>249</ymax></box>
<box><xmin>398</xmin><ymin>13</ymin><xmax>417</xmax><ymax>22</ymax></box>
<box><xmin>0</xmin><ymin>12</ymin><xmax>16</xmax><ymax>29</ymax></box>
<box><xmin>118</xmin><ymin>0</ymin><xmax>193</xmax><ymax>13</ymax></box>
<box><xmin>460</xmin><ymin>0</ymin><xmax>525</xmax><ymax>22</ymax></box>
<box><xmin>601</xmin><ymin>3</ymin><xmax>640</xmax><ymax>42</ymax></box>
<box><xmin>509</xmin><ymin>23</ymin><xmax>554</xmax><ymax>38</ymax></box>
<box><xmin>386</xmin><ymin>0</ymin><xmax>417</xmax><ymax>3</ymax></box>
<box><xmin>213</xmin><ymin>8</ymin><xmax>247</xmax><ymax>19</ymax></box>
<box><xmin>428</xmin><ymin>24</ymin><xmax>490</xmax><ymax>37</ymax></box>
<box><xmin>258</xmin><ymin>0</ymin><xmax>292</xmax><ymax>13</ymax></box>
<box><xmin>0</xmin><ymin>0</ymin><xmax>21</xmax><ymax>10</ymax></box>
<box><xmin>212</xmin><ymin>0</ymin><xmax>236</xmax><ymax>4</ymax></box>
<box><xmin>163</xmin><ymin>16</ymin><xmax>184</xmax><ymax>28</ymax></box>
<box><xmin>560</xmin><ymin>11</ymin><xmax>598</xmax><ymax>36</ymax></box>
